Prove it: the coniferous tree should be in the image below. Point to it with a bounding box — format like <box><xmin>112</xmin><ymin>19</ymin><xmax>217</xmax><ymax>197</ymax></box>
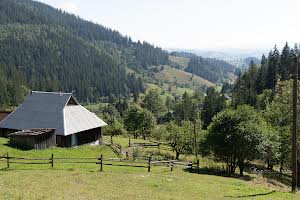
<box><xmin>279</xmin><ymin>42</ymin><xmax>291</xmax><ymax>80</ymax></box>
<box><xmin>256</xmin><ymin>54</ymin><xmax>268</xmax><ymax>94</ymax></box>
<box><xmin>201</xmin><ymin>87</ymin><xmax>226</xmax><ymax>129</ymax></box>
<box><xmin>265</xmin><ymin>47</ymin><xmax>280</xmax><ymax>91</ymax></box>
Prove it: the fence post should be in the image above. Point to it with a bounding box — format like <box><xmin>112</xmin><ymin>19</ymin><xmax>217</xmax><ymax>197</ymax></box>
<box><xmin>148</xmin><ymin>157</ymin><xmax>151</xmax><ymax>172</ymax></box>
<box><xmin>6</xmin><ymin>153</ymin><xmax>9</xmax><ymax>168</ymax></box>
<box><xmin>170</xmin><ymin>160</ymin><xmax>173</xmax><ymax>171</ymax></box>
<box><xmin>51</xmin><ymin>154</ymin><xmax>54</xmax><ymax>168</ymax></box>
<box><xmin>197</xmin><ymin>159</ymin><xmax>200</xmax><ymax>174</ymax></box>
<box><xmin>129</xmin><ymin>139</ymin><xmax>131</xmax><ymax>147</ymax></box>
<box><xmin>110</xmin><ymin>136</ymin><xmax>113</xmax><ymax>144</ymax></box>
<box><xmin>126</xmin><ymin>152</ymin><xmax>129</xmax><ymax>160</ymax></box>
<box><xmin>100</xmin><ymin>154</ymin><xmax>103</xmax><ymax>171</ymax></box>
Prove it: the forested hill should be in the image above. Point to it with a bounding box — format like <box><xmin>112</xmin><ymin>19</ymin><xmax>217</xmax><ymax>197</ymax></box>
<box><xmin>0</xmin><ymin>0</ymin><xmax>168</xmax><ymax>106</ymax></box>
<box><xmin>0</xmin><ymin>0</ymin><xmax>237</xmax><ymax>108</ymax></box>
<box><xmin>170</xmin><ymin>51</ymin><xmax>236</xmax><ymax>83</ymax></box>
<box><xmin>2</xmin><ymin>0</ymin><xmax>169</xmax><ymax>69</ymax></box>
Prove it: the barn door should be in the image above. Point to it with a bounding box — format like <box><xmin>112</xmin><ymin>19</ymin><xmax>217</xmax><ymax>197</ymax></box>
<box><xmin>71</xmin><ymin>134</ymin><xmax>78</xmax><ymax>147</ymax></box>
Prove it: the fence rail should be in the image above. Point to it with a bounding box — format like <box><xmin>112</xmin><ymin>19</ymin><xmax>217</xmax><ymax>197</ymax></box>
<box><xmin>0</xmin><ymin>153</ymin><xmax>199</xmax><ymax>173</ymax></box>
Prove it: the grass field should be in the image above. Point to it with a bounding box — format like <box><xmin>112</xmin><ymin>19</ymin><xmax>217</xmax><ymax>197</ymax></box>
<box><xmin>0</xmin><ymin>166</ymin><xmax>299</xmax><ymax>199</ymax></box>
<box><xmin>1</xmin><ymin>137</ymin><xmax>299</xmax><ymax>199</ymax></box>
<box><xmin>156</xmin><ymin>66</ymin><xmax>215</xmax><ymax>89</ymax></box>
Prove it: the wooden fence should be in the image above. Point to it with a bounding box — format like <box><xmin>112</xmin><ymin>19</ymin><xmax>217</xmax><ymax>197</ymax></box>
<box><xmin>0</xmin><ymin>153</ymin><xmax>199</xmax><ymax>173</ymax></box>
<box><xmin>109</xmin><ymin>137</ymin><xmax>129</xmax><ymax>159</ymax></box>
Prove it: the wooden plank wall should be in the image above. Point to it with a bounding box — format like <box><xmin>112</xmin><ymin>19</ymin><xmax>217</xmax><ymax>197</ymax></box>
<box><xmin>10</xmin><ymin>130</ymin><xmax>56</xmax><ymax>150</ymax></box>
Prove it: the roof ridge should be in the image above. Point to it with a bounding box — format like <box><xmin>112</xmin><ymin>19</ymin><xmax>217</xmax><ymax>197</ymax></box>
<box><xmin>31</xmin><ymin>91</ymin><xmax>72</xmax><ymax>95</ymax></box>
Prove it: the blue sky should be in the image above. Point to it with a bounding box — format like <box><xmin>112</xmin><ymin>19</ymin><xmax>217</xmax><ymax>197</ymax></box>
<box><xmin>37</xmin><ymin>0</ymin><xmax>300</xmax><ymax>50</ymax></box>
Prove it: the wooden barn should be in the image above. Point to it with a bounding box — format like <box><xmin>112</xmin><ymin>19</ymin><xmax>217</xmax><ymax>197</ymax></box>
<box><xmin>0</xmin><ymin>91</ymin><xmax>107</xmax><ymax>148</ymax></box>
<box><xmin>9</xmin><ymin>129</ymin><xmax>56</xmax><ymax>149</ymax></box>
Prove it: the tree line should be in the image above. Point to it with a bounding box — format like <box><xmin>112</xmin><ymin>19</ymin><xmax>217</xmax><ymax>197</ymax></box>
<box><xmin>182</xmin><ymin>53</ymin><xmax>236</xmax><ymax>83</ymax></box>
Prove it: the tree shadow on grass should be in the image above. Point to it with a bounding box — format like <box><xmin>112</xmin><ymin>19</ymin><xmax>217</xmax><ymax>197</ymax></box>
<box><xmin>183</xmin><ymin>167</ymin><xmax>253</xmax><ymax>181</ymax></box>
<box><xmin>244</xmin><ymin>163</ymin><xmax>292</xmax><ymax>187</ymax></box>
<box><xmin>224</xmin><ymin>190</ymin><xmax>276</xmax><ymax>198</ymax></box>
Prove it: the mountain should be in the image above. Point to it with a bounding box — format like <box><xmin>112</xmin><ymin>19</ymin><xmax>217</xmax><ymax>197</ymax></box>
<box><xmin>167</xmin><ymin>48</ymin><xmax>268</xmax><ymax>68</ymax></box>
<box><xmin>0</xmin><ymin>0</ymin><xmax>237</xmax><ymax>108</ymax></box>
<box><xmin>0</xmin><ymin>0</ymin><xmax>169</xmax><ymax>106</ymax></box>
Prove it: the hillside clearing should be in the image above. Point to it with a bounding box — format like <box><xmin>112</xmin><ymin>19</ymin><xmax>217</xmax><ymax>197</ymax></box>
<box><xmin>169</xmin><ymin>55</ymin><xmax>190</xmax><ymax>69</ymax></box>
<box><xmin>156</xmin><ymin>66</ymin><xmax>215</xmax><ymax>89</ymax></box>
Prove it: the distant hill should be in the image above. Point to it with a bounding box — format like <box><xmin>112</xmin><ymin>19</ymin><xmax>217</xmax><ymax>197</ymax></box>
<box><xmin>244</xmin><ymin>57</ymin><xmax>261</xmax><ymax>66</ymax></box>
<box><xmin>168</xmin><ymin>48</ymin><xmax>267</xmax><ymax>60</ymax></box>
<box><xmin>167</xmin><ymin>48</ymin><xmax>267</xmax><ymax>68</ymax></box>
<box><xmin>184</xmin><ymin>56</ymin><xmax>236</xmax><ymax>83</ymax></box>
<box><xmin>169</xmin><ymin>51</ymin><xmax>236</xmax><ymax>83</ymax></box>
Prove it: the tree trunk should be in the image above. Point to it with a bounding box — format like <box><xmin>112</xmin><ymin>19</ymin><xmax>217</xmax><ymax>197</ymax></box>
<box><xmin>280</xmin><ymin>161</ymin><xmax>284</xmax><ymax>173</ymax></box>
<box><xmin>297</xmin><ymin>161</ymin><xmax>300</xmax><ymax>188</ymax></box>
<box><xmin>175</xmin><ymin>151</ymin><xmax>180</xmax><ymax>160</ymax></box>
<box><xmin>238</xmin><ymin>161</ymin><xmax>244</xmax><ymax>176</ymax></box>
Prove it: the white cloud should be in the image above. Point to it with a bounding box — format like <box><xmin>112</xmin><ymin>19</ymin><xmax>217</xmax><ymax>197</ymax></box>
<box><xmin>39</xmin><ymin>0</ymin><xmax>79</xmax><ymax>15</ymax></box>
<box><xmin>60</xmin><ymin>1</ymin><xmax>78</xmax><ymax>14</ymax></box>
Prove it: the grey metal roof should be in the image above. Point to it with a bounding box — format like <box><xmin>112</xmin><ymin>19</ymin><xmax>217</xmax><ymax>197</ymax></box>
<box><xmin>0</xmin><ymin>91</ymin><xmax>107</xmax><ymax>136</ymax></box>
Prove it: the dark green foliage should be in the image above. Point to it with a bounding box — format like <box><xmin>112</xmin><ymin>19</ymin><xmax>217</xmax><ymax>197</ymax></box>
<box><xmin>123</xmin><ymin>104</ymin><xmax>156</xmax><ymax>139</ymax></box>
<box><xmin>164</xmin><ymin>121</ymin><xmax>194</xmax><ymax>159</ymax></box>
<box><xmin>220</xmin><ymin>82</ymin><xmax>232</xmax><ymax>94</ymax></box>
<box><xmin>185</xmin><ymin>56</ymin><xmax>235</xmax><ymax>83</ymax></box>
<box><xmin>174</xmin><ymin>92</ymin><xmax>194</xmax><ymax>123</ymax></box>
<box><xmin>142</xmin><ymin>89</ymin><xmax>165</xmax><ymax>118</ymax></box>
<box><xmin>244</xmin><ymin>57</ymin><xmax>261</xmax><ymax>66</ymax></box>
<box><xmin>279</xmin><ymin>42</ymin><xmax>292</xmax><ymax>80</ymax></box>
<box><xmin>255</xmin><ymin>55</ymin><xmax>268</xmax><ymax>94</ymax></box>
<box><xmin>265</xmin><ymin>47</ymin><xmax>280</xmax><ymax>90</ymax></box>
<box><xmin>206</xmin><ymin>105</ymin><xmax>267</xmax><ymax>175</ymax></box>
<box><xmin>232</xmin><ymin>61</ymin><xmax>259</xmax><ymax>106</ymax></box>
<box><xmin>201</xmin><ymin>88</ymin><xmax>226</xmax><ymax>129</ymax></box>
<box><xmin>0</xmin><ymin>24</ymin><xmax>133</xmax><ymax>102</ymax></box>
<box><xmin>0</xmin><ymin>64</ymin><xmax>28</xmax><ymax>108</ymax></box>
<box><xmin>233</xmin><ymin>43</ymin><xmax>298</xmax><ymax>107</ymax></box>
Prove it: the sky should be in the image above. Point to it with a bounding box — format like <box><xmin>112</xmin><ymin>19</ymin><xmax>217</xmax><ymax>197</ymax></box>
<box><xmin>36</xmin><ymin>0</ymin><xmax>300</xmax><ymax>50</ymax></box>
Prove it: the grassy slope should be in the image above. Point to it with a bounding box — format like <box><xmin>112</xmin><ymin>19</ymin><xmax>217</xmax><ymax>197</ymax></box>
<box><xmin>0</xmin><ymin>137</ymin><xmax>117</xmax><ymax>170</ymax></box>
<box><xmin>0</xmin><ymin>137</ymin><xmax>299</xmax><ymax>199</ymax></box>
<box><xmin>0</xmin><ymin>168</ymin><xmax>298</xmax><ymax>199</ymax></box>
<box><xmin>149</xmin><ymin>65</ymin><xmax>215</xmax><ymax>99</ymax></box>
<box><xmin>226</xmin><ymin>72</ymin><xmax>238</xmax><ymax>84</ymax></box>
<box><xmin>157</xmin><ymin>66</ymin><xmax>215</xmax><ymax>88</ymax></box>
<box><xmin>147</xmin><ymin>82</ymin><xmax>193</xmax><ymax>96</ymax></box>
<box><xmin>169</xmin><ymin>55</ymin><xmax>190</xmax><ymax>69</ymax></box>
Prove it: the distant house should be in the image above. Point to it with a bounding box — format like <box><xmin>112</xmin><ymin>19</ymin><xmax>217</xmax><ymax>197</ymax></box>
<box><xmin>0</xmin><ymin>91</ymin><xmax>107</xmax><ymax>147</ymax></box>
<box><xmin>9</xmin><ymin>128</ymin><xmax>56</xmax><ymax>150</ymax></box>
